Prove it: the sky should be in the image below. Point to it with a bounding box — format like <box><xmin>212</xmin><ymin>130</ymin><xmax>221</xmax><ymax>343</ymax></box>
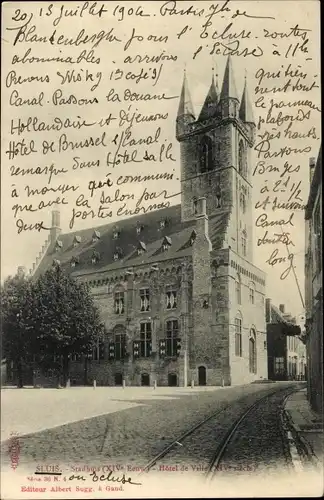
<box><xmin>1</xmin><ymin>0</ymin><xmax>321</xmax><ymax>318</ymax></box>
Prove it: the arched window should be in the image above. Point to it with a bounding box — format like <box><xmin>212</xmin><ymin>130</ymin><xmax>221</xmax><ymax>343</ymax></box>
<box><xmin>200</xmin><ymin>137</ymin><xmax>213</xmax><ymax>173</ymax></box>
<box><xmin>235</xmin><ymin>313</ymin><xmax>242</xmax><ymax>357</ymax></box>
<box><xmin>235</xmin><ymin>274</ymin><xmax>241</xmax><ymax>304</ymax></box>
<box><xmin>240</xmin><ymin>192</ymin><xmax>246</xmax><ymax>213</ymax></box>
<box><xmin>249</xmin><ymin>282</ymin><xmax>255</xmax><ymax>304</ymax></box>
<box><xmin>249</xmin><ymin>329</ymin><xmax>257</xmax><ymax>373</ymax></box>
<box><xmin>238</xmin><ymin>140</ymin><xmax>246</xmax><ymax>177</ymax></box>
<box><xmin>241</xmin><ymin>230</ymin><xmax>247</xmax><ymax>257</ymax></box>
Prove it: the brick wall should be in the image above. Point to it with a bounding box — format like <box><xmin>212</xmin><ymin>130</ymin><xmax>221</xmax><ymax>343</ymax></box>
<box><xmin>228</xmin><ymin>250</ymin><xmax>267</xmax><ymax>384</ymax></box>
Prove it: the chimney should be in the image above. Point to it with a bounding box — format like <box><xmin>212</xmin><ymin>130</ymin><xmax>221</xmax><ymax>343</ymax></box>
<box><xmin>279</xmin><ymin>304</ymin><xmax>285</xmax><ymax>313</ymax></box>
<box><xmin>195</xmin><ymin>197</ymin><xmax>212</xmax><ymax>250</ymax></box>
<box><xmin>309</xmin><ymin>157</ymin><xmax>316</xmax><ymax>183</ymax></box>
<box><xmin>50</xmin><ymin>209</ymin><xmax>61</xmax><ymax>243</ymax></box>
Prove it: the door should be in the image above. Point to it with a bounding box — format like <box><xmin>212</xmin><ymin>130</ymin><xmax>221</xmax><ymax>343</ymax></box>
<box><xmin>198</xmin><ymin>366</ymin><xmax>206</xmax><ymax>386</ymax></box>
<box><xmin>114</xmin><ymin>373</ymin><xmax>123</xmax><ymax>386</ymax></box>
<box><xmin>141</xmin><ymin>373</ymin><xmax>150</xmax><ymax>386</ymax></box>
<box><xmin>168</xmin><ymin>373</ymin><xmax>177</xmax><ymax>387</ymax></box>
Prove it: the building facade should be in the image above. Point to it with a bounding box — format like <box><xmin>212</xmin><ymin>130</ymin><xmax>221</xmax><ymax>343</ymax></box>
<box><xmin>26</xmin><ymin>57</ymin><xmax>268</xmax><ymax>387</ymax></box>
<box><xmin>266</xmin><ymin>300</ymin><xmax>304</xmax><ymax>381</ymax></box>
<box><xmin>305</xmin><ymin>148</ymin><xmax>323</xmax><ymax>413</ymax></box>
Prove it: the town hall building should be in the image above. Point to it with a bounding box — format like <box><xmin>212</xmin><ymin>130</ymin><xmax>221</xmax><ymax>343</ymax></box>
<box><xmin>30</xmin><ymin>56</ymin><xmax>268</xmax><ymax>387</ymax></box>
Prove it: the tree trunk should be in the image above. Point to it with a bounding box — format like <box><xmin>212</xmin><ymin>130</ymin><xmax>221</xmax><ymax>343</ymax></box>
<box><xmin>16</xmin><ymin>357</ymin><xmax>23</xmax><ymax>388</ymax></box>
<box><xmin>84</xmin><ymin>356</ymin><xmax>88</xmax><ymax>386</ymax></box>
<box><xmin>62</xmin><ymin>354</ymin><xmax>69</xmax><ymax>387</ymax></box>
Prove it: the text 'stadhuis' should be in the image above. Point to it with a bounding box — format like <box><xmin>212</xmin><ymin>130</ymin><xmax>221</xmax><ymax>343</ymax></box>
<box><xmin>32</xmin><ymin>56</ymin><xmax>267</xmax><ymax>387</ymax></box>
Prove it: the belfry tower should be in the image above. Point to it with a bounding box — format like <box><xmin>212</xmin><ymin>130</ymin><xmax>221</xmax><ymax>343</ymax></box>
<box><xmin>176</xmin><ymin>56</ymin><xmax>256</xmax><ymax>261</ymax></box>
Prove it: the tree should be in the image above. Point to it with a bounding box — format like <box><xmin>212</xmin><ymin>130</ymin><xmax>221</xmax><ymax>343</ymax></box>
<box><xmin>29</xmin><ymin>263</ymin><xmax>104</xmax><ymax>385</ymax></box>
<box><xmin>1</xmin><ymin>271</ymin><xmax>33</xmax><ymax>387</ymax></box>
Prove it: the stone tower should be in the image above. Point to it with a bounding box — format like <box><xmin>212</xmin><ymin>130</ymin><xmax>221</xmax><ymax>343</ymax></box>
<box><xmin>176</xmin><ymin>56</ymin><xmax>256</xmax><ymax>260</ymax></box>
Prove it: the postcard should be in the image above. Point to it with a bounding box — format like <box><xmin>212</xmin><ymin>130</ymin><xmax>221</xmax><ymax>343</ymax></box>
<box><xmin>1</xmin><ymin>1</ymin><xmax>322</xmax><ymax>498</ymax></box>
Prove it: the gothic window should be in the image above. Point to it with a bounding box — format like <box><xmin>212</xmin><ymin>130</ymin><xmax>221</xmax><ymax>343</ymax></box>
<box><xmin>216</xmin><ymin>193</ymin><xmax>222</xmax><ymax>208</ymax></box>
<box><xmin>249</xmin><ymin>284</ymin><xmax>255</xmax><ymax>304</ymax></box>
<box><xmin>114</xmin><ymin>291</ymin><xmax>124</xmax><ymax>314</ymax></box>
<box><xmin>114</xmin><ymin>333</ymin><xmax>127</xmax><ymax>360</ymax></box>
<box><xmin>140</xmin><ymin>288</ymin><xmax>150</xmax><ymax>312</ymax></box>
<box><xmin>200</xmin><ymin>137</ymin><xmax>213</xmax><ymax>174</ymax></box>
<box><xmin>238</xmin><ymin>140</ymin><xmax>247</xmax><ymax>177</ymax></box>
<box><xmin>240</xmin><ymin>192</ymin><xmax>246</xmax><ymax>213</ymax></box>
<box><xmin>241</xmin><ymin>230</ymin><xmax>247</xmax><ymax>257</ymax></box>
<box><xmin>235</xmin><ymin>316</ymin><xmax>242</xmax><ymax>357</ymax></box>
<box><xmin>166</xmin><ymin>286</ymin><xmax>177</xmax><ymax>309</ymax></box>
<box><xmin>193</xmin><ymin>198</ymin><xmax>198</xmax><ymax>215</ymax></box>
<box><xmin>166</xmin><ymin>320</ymin><xmax>179</xmax><ymax>356</ymax></box>
<box><xmin>140</xmin><ymin>322</ymin><xmax>152</xmax><ymax>357</ymax></box>
<box><xmin>249</xmin><ymin>329</ymin><xmax>257</xmax><ymax>373</ymax></box>
<box><xmin>235</xmin><ymin>274</ymin><xmax>241</xmax><ymax>304</ymax></box>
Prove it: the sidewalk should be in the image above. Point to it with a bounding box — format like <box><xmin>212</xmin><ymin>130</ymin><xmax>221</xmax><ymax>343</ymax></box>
<box><xmin>284</xmin><ymin>388</ymin><xmax>323</xmax><ymax>466</ymax></box>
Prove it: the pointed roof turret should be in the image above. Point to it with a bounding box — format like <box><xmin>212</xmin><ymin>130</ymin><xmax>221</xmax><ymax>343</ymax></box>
<box><xmin>239</xmin><ymin>76</ymin><xmax>255</xmax><ymax>124</ymax></box>
<box><xmin>198</xmin><ymin>73</ymin><xmax>219</xmax><ymax>121</ymax></box>
<box><xmin>220</xmin><ymin>55</ymin><xmax>239</xmax><ymax>102</ymax></box>
<box><xmin>177</xmin><ymin>69</ymin><xmax>195</xmax><ymax>120</ymax></box>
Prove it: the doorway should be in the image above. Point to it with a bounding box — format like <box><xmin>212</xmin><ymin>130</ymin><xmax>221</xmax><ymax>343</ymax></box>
<box><xmin>198</xmin><ymin>366</ymin><xmax>206</xmax><ymax>386</ymax></box>
<box><xmin>168</xmin><ymin>373</ymin><xmax>178</xmax><ymax>387</ymax></box>
<box><xmin>114</xmin><ymin>373</ymin><xmax>123</xmax><ymax>386</ymax></box>
<box><xmin>141</xmin><ymin>373</ymin><xmax>150</xmax><ymax>386</ymax></box>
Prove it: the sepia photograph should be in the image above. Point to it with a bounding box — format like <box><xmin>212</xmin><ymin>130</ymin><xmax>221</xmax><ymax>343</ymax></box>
<box><xmin>1</xmin><ymin>1</ymin><xmax>322</xmax><ymax>498</ymax></box>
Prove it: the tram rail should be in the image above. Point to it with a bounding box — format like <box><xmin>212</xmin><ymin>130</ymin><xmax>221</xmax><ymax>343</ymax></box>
<box><xmin>140</xmin><ymin>386</ymin><xmax>298</xmax><ymax>478</ymax></box>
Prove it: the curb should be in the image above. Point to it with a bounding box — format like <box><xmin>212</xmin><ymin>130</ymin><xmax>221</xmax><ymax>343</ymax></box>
<box><xmin>283</xmin><ymin>397</ymin><xmax>321</xmax><ymax>470</ymax></box>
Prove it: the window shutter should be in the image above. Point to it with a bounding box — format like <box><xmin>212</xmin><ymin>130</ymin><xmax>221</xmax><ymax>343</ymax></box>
<box><xmin>109</xmin><ymin>342</ymin><xmax>115</xmax><ymax>359</ymax></box>
<box><xmin>133</xmin><ymin>341</ymin><xmax>140</xmax><ymax>358</ymax></box>
<box><xmin>159</xmin><ymin>339</ymin><xmax>166</xmax><ymax>357</ymax></box>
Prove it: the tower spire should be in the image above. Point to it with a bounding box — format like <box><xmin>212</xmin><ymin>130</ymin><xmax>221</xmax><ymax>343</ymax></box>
<box><xmin>176</xmin><ymin>68</ymin><xmax>196</xmax><ymax>138</ymax></box>
<box><xmin>219</xmin><ymin>55</ymin><xmax>239</xmax><ymax>102</ymax></box>
<box><xmin>198</xmin><ymin>65</ymin><xmax>219</xmax><ymax>121</ymax></box>
<box><xmin>177</xmin><ymin>68</ymin><xmax>195</xmax><ymax>120</ymax></box>
<box><xmin>215</xmin><ymin>62</ymin><xmax>219</xmax><ymax>93</ymax></box>
<box><xmin>239</xmin><ymin>74</ymin><xmax>255</xmax><ymax>124</ymax></box>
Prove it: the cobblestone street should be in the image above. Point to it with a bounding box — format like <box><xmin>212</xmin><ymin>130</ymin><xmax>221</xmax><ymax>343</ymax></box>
<box><xmin>2</xmin><ymin>383</ymin><xmax>323</xmax><ymax>499</ymax></box>
<box><xmin>0</xmin><ymin>383</ymin><xmax>304</xmax><ymax>469</ymax></box>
